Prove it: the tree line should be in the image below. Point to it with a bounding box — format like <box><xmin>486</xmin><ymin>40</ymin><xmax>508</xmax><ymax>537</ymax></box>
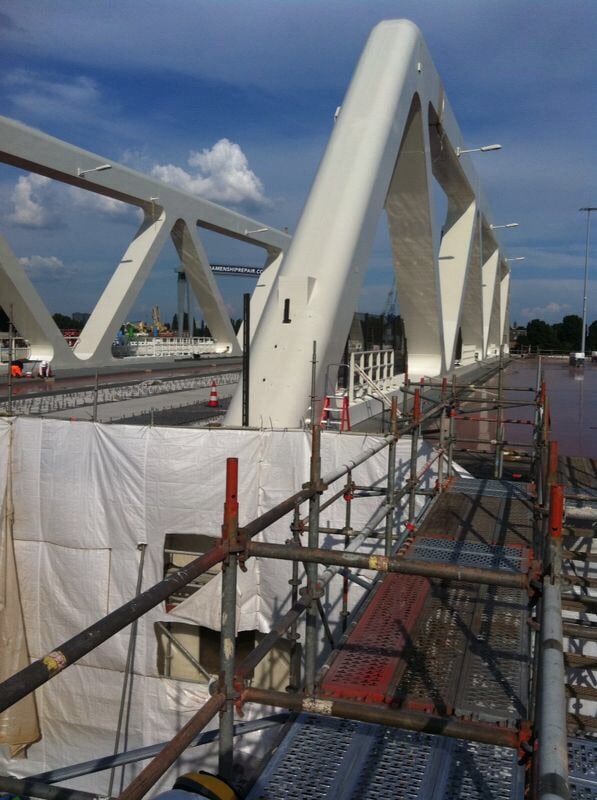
<box><xmin>514</xmin><ymin>314</ymin><xmax>597</xmax><ymax>353</ymax></box>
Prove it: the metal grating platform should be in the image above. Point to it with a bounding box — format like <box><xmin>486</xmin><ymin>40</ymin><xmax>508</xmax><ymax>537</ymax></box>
<box><xmin>406</xmin><ymin>536</ymin><xmax>529</xmax><ymax>573</ymax></box>
<box><xmin>416</xmin><ymin>490</ymin><xmax>533</xmax><ymax>549</ymax></box>
<box><xmin>246</xmin><ymin>714</ymin><xmax>525</xmax><ymax>799</ymax></box>
<box><xmin>448</xmin><ymin>478</ymin><xmax>532</xmax><ymax>500</ymax></box>
<box><xmin>569</xmin><ymin>737</ymin><xmax>597</xmax><ymax>799</ymax></box>
<box><xmin>393</xmin><ymin>582</ymin><xmax>479</xmax><ymax>714</ymax></box>
<box><xmin>246</xmin><ymin>715</ymin><xmax>360</xmax><ymax>799</ymax></box>
<box><xmin>455</xmin><ymin>585</ymin><xmax>529</xmax><ymax>723</ymax></box>
<box><xmin>320</xmin><ymin>574</ymin><xmax>430</xmax><ymax>703</ymax></box>
<box><xmin>248</xmin><ymin>473</ymin><xmax>536</xmax><ymax>798</ymax></box>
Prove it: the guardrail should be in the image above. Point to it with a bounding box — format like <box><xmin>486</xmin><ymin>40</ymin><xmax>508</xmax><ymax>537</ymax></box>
<box><xmin>0</xmin><ymin>345</ymin><xmax>31</xmax><ymax>363</ymax></box>
<box><xmin>348</xmin><ymin>348</ymin><xmax>398</xmax><ymax>402</ymax></box>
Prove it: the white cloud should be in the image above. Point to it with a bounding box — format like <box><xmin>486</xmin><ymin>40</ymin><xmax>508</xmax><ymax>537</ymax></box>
<box><xmin>2</xmin><ymin>69</ymin><xmax>102</xmax><ymax>121</ymax></box>
<box><xmin>7</xmin><ymin>174</ymin><xmax>55</xmax><ymax>228</ymax></box>
<box><xmin>18</xmin><ymin>254</ymin><xmax>73</xmax><ymax>279</ymax></box>
<box><xmin>68</xmin><ymin>186</ymin><xmax>138</xmax><ymax>220</ymax></box>
<box><xmin>5</xmin><ymin>173</ymin><xmax>139</xmax><ymax>229</ymax></box>
<box><xmin>151</xmin><ymin>139</ymin><xmax>269</xmax><ymax>207</ymax></box>
<box><xmin>520</xmin><ymin>302</ymin><xmax>570</xmax><ymax>321</ymax></box>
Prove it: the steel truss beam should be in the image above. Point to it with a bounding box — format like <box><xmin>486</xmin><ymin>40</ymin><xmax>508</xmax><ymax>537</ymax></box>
<box><xmin>0</xmin><ymin>116</ymin><xmax>290</xmax><ymax>369</ymax></box>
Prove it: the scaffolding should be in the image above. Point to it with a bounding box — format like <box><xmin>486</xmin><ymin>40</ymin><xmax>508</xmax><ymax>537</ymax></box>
<box><xmin>0</xmin><ymin>356</ymin><xmax>595</xmax><ymax>800</ymax></box>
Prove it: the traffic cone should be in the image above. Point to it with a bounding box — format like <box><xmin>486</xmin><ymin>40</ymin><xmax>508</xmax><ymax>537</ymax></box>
<box><xmin>208</xmin><ymin>381</ymin><xmax>219</xmax><ymax>408</ymax></box>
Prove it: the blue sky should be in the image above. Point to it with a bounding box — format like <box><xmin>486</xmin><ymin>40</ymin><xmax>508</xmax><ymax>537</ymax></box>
<box><xmin>1</xmin><ymin>0</ymin><xmax>596</xmax><ymax>328</ymax></box>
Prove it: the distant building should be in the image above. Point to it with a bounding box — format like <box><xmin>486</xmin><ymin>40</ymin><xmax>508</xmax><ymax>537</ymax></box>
<box><xmin>509</xmin><ymin>326</ymin><xmax>526</xmax><ymax>343</ymax></box>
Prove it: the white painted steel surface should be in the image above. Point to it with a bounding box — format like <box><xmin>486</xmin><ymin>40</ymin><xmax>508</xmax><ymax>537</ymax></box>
<box><xmin>0</xmin><ymin>117</ymin><xmax>290</xmax><ymax>370</ymax></box>
<box><xmin>226</xmin><ymin>20</ymin><xmax>510</xmax><ymax>427</ymax></box>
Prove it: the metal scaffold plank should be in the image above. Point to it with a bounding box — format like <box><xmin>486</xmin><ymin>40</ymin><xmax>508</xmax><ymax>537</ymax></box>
<box><xmin>245</xmin><ymin>714</ymin><xmax>525</xmax><ymax>800</ymax></box>
<box><xmin>405</xmin><ymin>535</ymin><xmax>530</xmax><ymax>573</ymax></box>
<box><xmin>568</xmin><ymin>737</ymin><xmax>597</xmax><ymax>799</ymax></box>
<box><xmin>320</xmin><ymin>574</ymin><xmax>431</xmax><ymax>703</ymax></box>
<box><xmin>393</xmin><ymin>582</ymin><xmax>480</xmax><ymax>714</ymax></box>
<box><xmin>448</xmin><ymin>477</ymin><xmax>533</xmax><ymax>501</ymax></box>
<box><xmin>454</xmin><ymin>584</ymin><xmax>529</xmax><ymax>724</ymax></box>
<box><xmin>415</xmin><ymin>489</ymin><xmax>533</xmax><ymax>549</ymax></box>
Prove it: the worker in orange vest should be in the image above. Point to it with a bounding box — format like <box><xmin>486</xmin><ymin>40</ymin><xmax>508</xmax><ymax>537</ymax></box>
<box><xmin>10</xmin><ymin>362</ymin><xmax>23</xmax><ymax>378</ymax></box>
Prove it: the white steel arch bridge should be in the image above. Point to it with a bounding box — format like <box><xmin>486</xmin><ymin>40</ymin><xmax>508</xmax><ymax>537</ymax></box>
<box><xmin>0</xmin><ymin>20</ymin><xmax>511</xmax><ymax>428</ymax></box>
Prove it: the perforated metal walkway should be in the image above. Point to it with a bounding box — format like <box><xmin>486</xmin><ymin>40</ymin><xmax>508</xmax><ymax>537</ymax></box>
<box><xmin>247</xmin><ymin>478</ymin><xmax>597</xmax><ymax>798</ymax></box>
<box><xmin>246</xmin><ymin>714</ymin><xmax>525</xmax><ymax>800</ymax></box>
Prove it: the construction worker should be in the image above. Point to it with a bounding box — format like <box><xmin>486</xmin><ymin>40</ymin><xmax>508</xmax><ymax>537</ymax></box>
<box><xmin>152</xmin><ymin>771</ymin><xmax>239</xmax><ymax>800</ymax></box>
<box><xmin>10</xmin><ymin>361</ymin><xmax>22</xmax><ymax>378</ymax></box>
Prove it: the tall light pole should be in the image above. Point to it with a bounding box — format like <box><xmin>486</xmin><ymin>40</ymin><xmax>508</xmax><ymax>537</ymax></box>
<box><xmin>579</xmin><ymin>207</ymin><xmax>596</xmax><ymax>354</ymax></box>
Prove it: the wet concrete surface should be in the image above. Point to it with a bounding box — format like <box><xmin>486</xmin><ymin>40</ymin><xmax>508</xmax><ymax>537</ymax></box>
<box><xmin>507</xmin><ymin>358</ymin><xmax>597</xmax><ymax>458</ymax></box>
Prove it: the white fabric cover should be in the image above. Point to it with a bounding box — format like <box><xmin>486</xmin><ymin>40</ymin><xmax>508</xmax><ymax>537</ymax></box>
<box><xmin>0</xmin><ymin>416</ymin><xmax>439</xmax><ymax>793</ymax></box>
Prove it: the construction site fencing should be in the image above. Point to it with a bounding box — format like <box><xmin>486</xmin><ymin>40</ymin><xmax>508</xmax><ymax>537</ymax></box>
<box><xmin>0</xmin><ymin>371</ymin><xmax>240</xmax><ymax>417</ymax></box>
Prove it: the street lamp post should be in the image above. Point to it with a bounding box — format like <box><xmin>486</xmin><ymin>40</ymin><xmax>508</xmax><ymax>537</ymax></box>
<box><xmin>456</xmin><ymin>144</ymin><xmax>502</xmax><ymax>157</ymax></box>
<box><xmin>579</xmin><ymin>207</ymin><xmax>597</xmax><ymax>355</ymax></box>
<box><xmin>77</xmin><ymin>164</ymin><xmax>112</xmax><ymax>178</ymax></box>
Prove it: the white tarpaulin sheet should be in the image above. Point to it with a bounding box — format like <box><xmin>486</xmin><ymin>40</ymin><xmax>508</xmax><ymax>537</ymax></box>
<box><xmin>0</xmin><ymin>418</ymin><xmax>40</xmax><ymax>756</ymax></box>
<box><xmin>0</xmin><ymin>416</ymin><xmax>440</xmax><ymax>793</ymax></box>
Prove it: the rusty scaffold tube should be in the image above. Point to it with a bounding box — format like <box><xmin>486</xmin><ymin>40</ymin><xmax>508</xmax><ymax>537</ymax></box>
<box><xmin>408</xmin><ymin>387</ymin><xmax>421</xmax><ymax>523</ymax></box>
<box><xmin>118</xmin><ymin>693</ymin><xmax>226</xmax><ymax>800</ymax></box>
<box><xmin>0</xmin><ymin>545</ymin><xmax>227</xmax><ymax>714</ymax></box>
<box><xmin>246</xmin><ymin>541</ymin><xmax>529</xmax><ymax>589</ymax></box>
<box><xmin>219</xmin><ymin>457</ymin><xmax>240</xmax><ymax>781</ymax></box>
<box><xmin>305</xmin><ymin>423</ymin><xmax>323</xmax><ymax>693</ymax></box>
<box><xmin>241</xmin><ymin>688</ymin><xmax>522</xmax><ymax>750</ymax></box>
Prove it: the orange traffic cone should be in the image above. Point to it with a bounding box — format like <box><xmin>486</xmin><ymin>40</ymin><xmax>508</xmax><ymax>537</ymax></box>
<box><xmin>208</xmin><ymin>381</ymin><xmax>219</xmax><ymax>408</ymax></box>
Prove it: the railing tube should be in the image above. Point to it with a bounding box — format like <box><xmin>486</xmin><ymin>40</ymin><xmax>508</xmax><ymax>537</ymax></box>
<box><xmin>219</xmin><ymin>458</ymin><xmax>239</xmax><ymax>780</ymax></box>
<box><xmin>408</xmin><ymin>388</ymin><xmax>421</xmax><ymax>523</ymax></box>
<box><xmin>305</xmin><ymin>425</ymin><xmax>322</xmax><ymax>693</ymax></box>
<box><xmin>537</xmin><ymin>579</ymin><xmax>568</xmax><ymax>800</ymax></box>
<box><xmin>385</xmin><ymin>398</ymin><xmax>398</xmax><ymax>556</ymax></box>
<box><xmin>242</xmin><ymin>688</ymin><xmax>520</xmax><ymax>750</ymax></box>
<box><xmin>246</xmin><ymin>541</ymin><xmax>528</xmax><ymax>590</ymax></box>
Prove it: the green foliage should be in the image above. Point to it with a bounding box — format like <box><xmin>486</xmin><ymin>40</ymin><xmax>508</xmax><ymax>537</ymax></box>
<box><xmin>553</xmin><ymin>314</ymin><xmax>583</xmax><ymax>351</ymax></box>
<box><xmin>525</xmin><ymin>313</ymin><xmax>593</xmax><ymax>352</ymax></box>
<box><xmin>526</xmin><ymin>319</ymin><xmax>559</xmax><ymax>350</ymax></box>
<box><xmin>52</xmin><ymin>313</ymin><xmax>83</xmax><ymax>331</ymax></box>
